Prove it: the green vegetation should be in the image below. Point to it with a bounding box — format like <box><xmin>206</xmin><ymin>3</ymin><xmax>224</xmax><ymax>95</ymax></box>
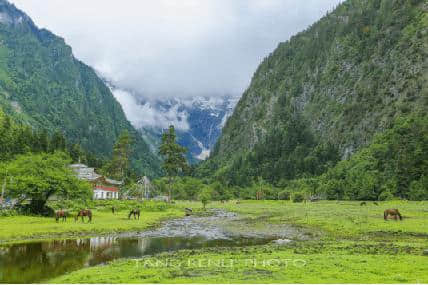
<box><xmin>0</xmin><ymin>200</ymin><xmax>182</xmax><ymax>243</ymax></box>
<box><xmin>202</xmin><ymin>0</ymin><xmax>427</xmax><ymax>193</ymax></box>
<box><xmin>48</xmin><ymin>200</ymin><xmax>428</xmax><ymax>283</ymax></box>
<box><xmin>317</xmin><ymin>114</ymin><xmax>428</xmax><ymax>200</ymax></box>
<box><xmin>1</xmin><ymin>0</ymin><xmax>427</xmax><ymax>282</ymax></box>
<box><xmin>0</xmin><ymin>0</ymin><xmax>161</xmax><ymax>177</ymax></box>
<box><xmin>198</xmin><ymin>188</ymin><xmax>212</xmax><ymax>209</ymax></box>
<box><xmin>102</xmin><ymin>130</ymin><xmax>133</xmax><ymax>181</ymax></box>
<box><xmin>0</xmin><ymin>152</ymin><xmax>91</xmax><ymax>215</ymax></box>
<box><xmin>159</xmin><ymin>125</ymin><xmax>189</xmax><ymax>200</ymax></box>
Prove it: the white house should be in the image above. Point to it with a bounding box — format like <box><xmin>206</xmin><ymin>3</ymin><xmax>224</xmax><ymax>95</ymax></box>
<box><xmin>93</xmin><ymin>185</ymin><xmax>119</xmax><ymax>200</ymax></box>
<box><xmin>70</xmin><ymin>163</ymin><xmax>122</xmax><ymax>200</ymax></box>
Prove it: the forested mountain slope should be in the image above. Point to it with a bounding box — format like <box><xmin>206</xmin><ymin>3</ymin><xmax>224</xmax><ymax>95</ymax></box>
<box><xmin>0</xmin><ymin>0</ymin><xmax>161</xmax><ymax>177</ymax></box>
<box><xmin>204</xmin><ymin>0</ymin><xmax>427</xmax><ymax>186</ymax></box>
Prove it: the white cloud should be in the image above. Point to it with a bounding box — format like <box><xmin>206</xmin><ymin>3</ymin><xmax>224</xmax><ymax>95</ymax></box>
<box><xmin>10</xmin><ymin>0</ymin><xmax>344</xmax><ymax>99</ymax></box>
<box><xmin>111</xmin><ymin>87</ymin><xmax>190</xmax><ymax>131</ymax></box>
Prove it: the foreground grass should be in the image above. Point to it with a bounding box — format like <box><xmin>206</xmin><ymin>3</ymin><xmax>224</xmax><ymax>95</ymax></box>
<box><xmin>0</xmin><ymin>206</ymin><xmax>183</xmax><ymax>243</ymax></box>
<box><xmin>48</xmin><ymin>200</ymin><xmax>428</xmax><ymax>283</ymax></box>
<box><xmin>50</xmin><ymin>243</ymin><xmax>428</xmax><ymax>284</ymax></box>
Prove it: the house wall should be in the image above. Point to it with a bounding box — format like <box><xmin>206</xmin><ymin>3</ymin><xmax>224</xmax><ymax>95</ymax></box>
<box><xmin>93</xmin><ymin>190</ymin><xmax>118</xmax><ymax>200</ymax></box>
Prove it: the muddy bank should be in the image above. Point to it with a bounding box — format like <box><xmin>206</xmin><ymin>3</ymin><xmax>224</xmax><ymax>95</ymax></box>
<box><xmin>119</xmin><ymin>208</ymin><xmax>312</xmax><ymax>241</ymax></box>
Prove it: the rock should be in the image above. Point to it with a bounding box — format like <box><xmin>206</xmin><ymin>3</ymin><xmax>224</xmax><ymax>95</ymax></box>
<box><xmin>185</xmin><ymin>208</ymin><xmax>193</xmax><ymax>216</ymax></box>
<box><xmin>273</xmin><ymin>239</ymin><xmax>292</xmax><ymax>245</ymax></box>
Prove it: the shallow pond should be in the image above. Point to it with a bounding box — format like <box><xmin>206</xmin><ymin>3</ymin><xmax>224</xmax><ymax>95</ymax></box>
<box><xmin>0</xmin><ymin>235</ymin><xmax>273</xmax><ymax>283</ymax></box>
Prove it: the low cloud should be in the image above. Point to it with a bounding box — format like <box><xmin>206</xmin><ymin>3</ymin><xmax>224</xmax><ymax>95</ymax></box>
<box><xmin>111</xmin><ymin>88</ymin><xmax>190</xmax><ymax>131</ymax></box>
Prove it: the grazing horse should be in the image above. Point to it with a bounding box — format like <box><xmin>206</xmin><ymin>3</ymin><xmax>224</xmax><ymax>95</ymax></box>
<box><xmin>384</xmin><ymin>209</ymin><xmax>402</xmax><ymax>220</ymax></box>
<box><xmin>55</xmin><ymin>210</ymin><xmax>67</xmax><ymax>222</ymax></box>
<box><xmin>75</xmin><ymin>209</ymin><xmax>92</xmax><ymax>223</ymax></box>
<box><xmin>360</xmin><ymin>202</ymin><xmax>367</xmax><ymax>206</ymax></box>
<box><xmin>128</xmin><ymin>209</ymin><xmax>140</xmax><ymax>220</ymax></box>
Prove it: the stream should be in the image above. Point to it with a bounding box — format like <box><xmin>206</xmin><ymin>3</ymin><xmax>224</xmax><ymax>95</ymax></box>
<box><xmin>0</xmin><ymin>209</ymin><xmax>303</xmax><ymax>283</ymax></box>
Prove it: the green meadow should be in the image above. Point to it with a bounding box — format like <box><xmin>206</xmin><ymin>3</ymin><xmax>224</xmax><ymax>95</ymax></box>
<box><xmin>48</xmin><ymin>200</ymin><xmax>428</xmax><ymax>283</ymax></box>
<box><xmin>0</xmin><ymin>202</ymin><xmax>183</xmax><ymax>243</ymax></box>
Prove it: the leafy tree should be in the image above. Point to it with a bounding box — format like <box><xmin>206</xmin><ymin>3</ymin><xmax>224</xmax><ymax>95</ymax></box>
<box><xmin>0</xmin><ymin>152</ymin><xmax>92</xmax><ymax>215</ymax></box>
<box><xmin>199</xmin><ymin>187</ymin><xmax>212</xmax><ymax>210</ymax></box>
<box><xmin>158</xmin><ymin>125</ymin><xmax>188</xmax><ymax>201</ymax></box>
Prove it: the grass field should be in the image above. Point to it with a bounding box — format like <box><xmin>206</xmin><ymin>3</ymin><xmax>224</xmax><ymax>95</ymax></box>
<box><xmin>0</xmin><ymin>203</ymin><xmax>183</xmax><ymax>243</ymax></box>
<box><xmin>49</xmin><ymin>200</ymin><xmax>428</xmax><ymax>283</ymax></box>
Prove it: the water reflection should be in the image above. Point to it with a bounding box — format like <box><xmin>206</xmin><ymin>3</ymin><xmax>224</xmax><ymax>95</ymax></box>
<box><xmin>0</xmin><ymin>235</ymin><xmax>272</xmax><ymax>283</ymax></box>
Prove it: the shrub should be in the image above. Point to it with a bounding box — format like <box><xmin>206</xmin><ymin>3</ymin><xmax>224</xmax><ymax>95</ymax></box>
<box><xmin>378</xmin><ymin>190</ymin><xmax>394</xmax><ymax>201</ymax></box>
<box><xmin>0</xmin><ymin>209</ymin><xmax>18</xmax><ymax>217</ymax></box>
<box><xmin>278</xmin><ymin>190</ymin><xmax>291</xmax><ymax>200</ymax></box>
<box><xmin>292</xmin><ymin>192</ymin><xmax>305</xmax><ymax>203</ymax></box>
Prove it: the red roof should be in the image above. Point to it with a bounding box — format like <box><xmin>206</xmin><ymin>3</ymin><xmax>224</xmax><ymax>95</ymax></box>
<box><xmin>94</xmin><ymin>185</ymin><xmax>119</xmax><ymax>192</ymax></box>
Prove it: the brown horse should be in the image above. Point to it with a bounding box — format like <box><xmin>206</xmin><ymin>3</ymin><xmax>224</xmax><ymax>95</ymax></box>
<box><xmin>55</xmin><ymin>210</ymin><xmax>67</xmax><ymax>222</ymax></box>
<box><xmin>75</xmin><ymin>209</ymin><xmax>92</xmax><ymax>222</ymax></box>
<box><xmin>128</xmin><ymin>209</ymin><xmax>140</xmax><ymax>220</ymax></box>
<box><xmin>384</xmin><ymin>209</ymin><xmax>402</xmax><ymax>220</ymax></box>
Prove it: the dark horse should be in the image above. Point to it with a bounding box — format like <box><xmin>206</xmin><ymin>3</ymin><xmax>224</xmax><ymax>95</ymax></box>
<box><xmin>55</xmin><ymin>210</ymin><xmax>67</xmax><ymax>222</ymax></box>
<box><xmin>75</xmin><ymin>209</ymin><xmax>92</xmax><ymax>223</ymax></box>
<box><xmin>128</xmin><ymin>209</ymin><xmax>140</xmax><ymax>220</ymax></box>
<box><xmin>384</xmin><ymin>209</ymin><xmax>402</xmax><ymax>220</ymax></box>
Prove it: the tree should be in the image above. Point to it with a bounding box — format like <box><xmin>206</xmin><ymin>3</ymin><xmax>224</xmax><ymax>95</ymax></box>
<box><xmin>103</xmin><ymin>131</ymin><xmax>133</xmax><ymax>181</ymax></box>
<box><xmin>0</xmin><ymin>152</ymin><xmax>92</xmax><ymax>215</ymax></box>
<box><xmin>50</xmin><ymin>131</ymin><xmax>66</xmax><ymax>152</ymax></box>
<box><xmin>199</xmin><ymin>187</ymin><xmax>212</xmax><ymax>210</ymax></box>
<box><xmin>158</xmin><ymin>125</ymin><xmax>188</xmax><ymax>202</ymax></box>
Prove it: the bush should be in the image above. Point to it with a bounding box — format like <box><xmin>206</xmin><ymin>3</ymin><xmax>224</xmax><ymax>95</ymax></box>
<box><xmin>278</xmin><ymin>190</ymin><xmax>291</xmax><ymax>200</ymax></box>
<box><xmin>378</xmin><ymin>190</ymin><xmax>394</xmax><ymax>201</ymax></box>
<box><xmin>0</xmin><ymin>209</ymin><xmax>18</xmax><ymax>217</ymax></box>
<box><xmin>292</xmin><ymin>192</ymin><xmax>305</xmax><ymax>203</ymax></box>
<box><xmin>408</xmin><ymin>176</ymin><xmax>428</xmax><ymax>201</ymax></box>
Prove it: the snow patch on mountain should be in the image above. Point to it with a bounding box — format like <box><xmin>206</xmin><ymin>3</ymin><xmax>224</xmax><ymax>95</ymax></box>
<box><xmin>106</xmin><ymin>81</ymin><xmax>238</xmax><ymax>162</ymax></box>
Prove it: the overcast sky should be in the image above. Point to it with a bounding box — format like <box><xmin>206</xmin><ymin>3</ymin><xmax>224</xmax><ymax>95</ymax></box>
<box><xmin>11</xmin><ymin>0</ymin><xmax>343</xmax><ymax>100</ymax></box>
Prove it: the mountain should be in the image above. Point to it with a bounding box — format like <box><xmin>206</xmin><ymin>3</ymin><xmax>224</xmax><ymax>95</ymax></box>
<box><xmin>0</xmin><ymin>0</ymin><xmax>161</xmax><ymax>177</ymax></box>
<box><xmin>107</xmin><ymin>83</ymin><xmax>238</xmax><ymax>163</ymax></box>
<box><xmin>139</xmin><ymin>97</ymin><xmax>238</xmax><ymax>163</ymax></box>
<box><xmin>204</xmin><ymin>0</ymin><xmax>427</xmax><ymax>186</ymax></box>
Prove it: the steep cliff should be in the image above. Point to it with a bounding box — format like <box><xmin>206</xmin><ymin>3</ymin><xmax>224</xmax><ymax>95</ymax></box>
<box><xmin>206</xmin><ymin>0</ymin><xmax>427</xmax><ymax>185</ymax></box>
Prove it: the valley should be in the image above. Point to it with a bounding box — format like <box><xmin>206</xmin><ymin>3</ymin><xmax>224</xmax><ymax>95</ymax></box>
<box><xmin>0</xmin><ymin>0</ymin><xmax>427</xmax><ymax>284</ymax></box>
